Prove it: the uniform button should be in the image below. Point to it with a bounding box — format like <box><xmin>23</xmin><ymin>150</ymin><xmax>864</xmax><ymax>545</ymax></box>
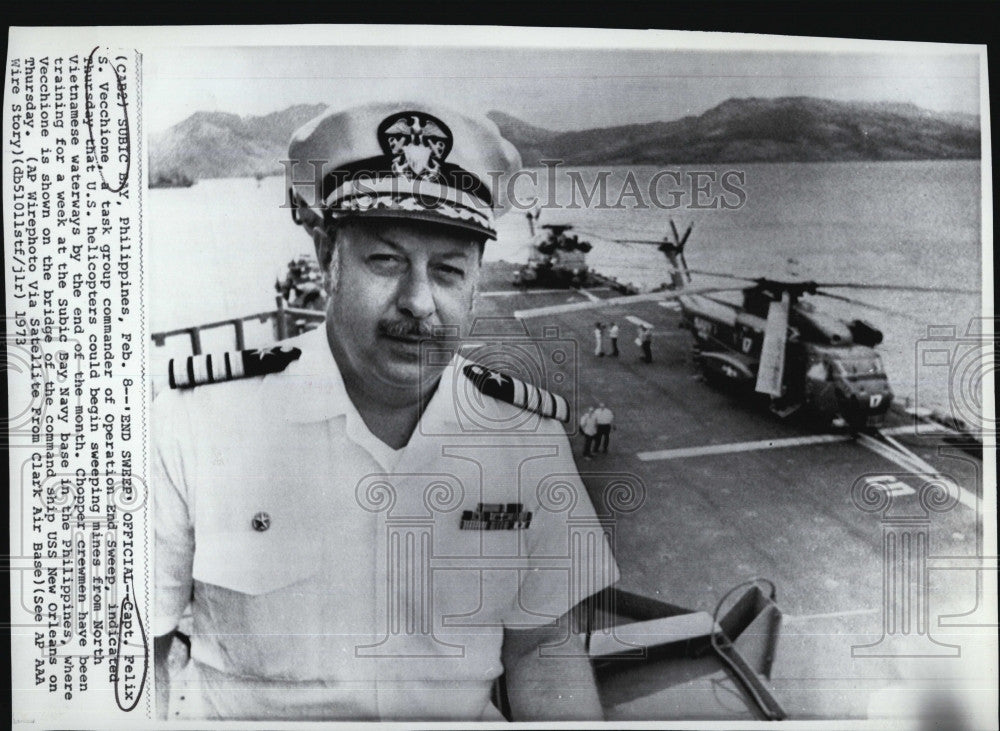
<box><xmin>252</xmin><ymin>512</ymin><xmax>271</xmax><ymax>531</ymax></box>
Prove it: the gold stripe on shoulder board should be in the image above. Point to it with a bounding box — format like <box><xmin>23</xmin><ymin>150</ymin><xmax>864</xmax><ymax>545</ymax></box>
<box><xmin>461</xmin><ymin>363</ymin><xmax>570</xmax><ymax>423</ymax></box>
<box><xmin>169</xmin><ymin>346</ymin><xmax>302</xmax><ymax>389</ymax></box>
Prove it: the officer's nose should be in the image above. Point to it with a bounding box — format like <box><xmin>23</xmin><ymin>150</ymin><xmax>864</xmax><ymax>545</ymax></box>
<box><xmin>396</xmin><ymin>269</ymin><xmax>436</xmax><ymax>320</ymax></box>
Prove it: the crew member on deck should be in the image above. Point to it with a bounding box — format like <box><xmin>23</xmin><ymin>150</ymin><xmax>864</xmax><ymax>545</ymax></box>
<box><xmin>152</xmin><ymin>102</ymin><xmax>618</xmax><ymax>722</ymax></box>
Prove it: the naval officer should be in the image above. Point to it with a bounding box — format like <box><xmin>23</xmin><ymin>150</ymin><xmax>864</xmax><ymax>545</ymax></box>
<box><xmin>153</xmin><ymin>102</ymin><xmax>619</xmax><ymax>721</ymax></box>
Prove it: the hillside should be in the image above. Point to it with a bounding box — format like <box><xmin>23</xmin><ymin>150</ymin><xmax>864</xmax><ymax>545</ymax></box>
<box><xmin>489</xmin><ymin>97</ymin><xmax>980</xmax><ymax>165</ymax></box>
<box><xmin>149</xmin><ymin>104</ymin><xmax>327</xmax><ymax>181</ymax></box>
<box><xmin>150</xmin><ymin>97</ymin><xmax>980</xmax><ymax>181</ymax></box>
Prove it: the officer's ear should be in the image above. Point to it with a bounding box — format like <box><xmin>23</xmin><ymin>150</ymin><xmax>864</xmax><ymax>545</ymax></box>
<box><xmin>314</xmin><ymin>224</ymin><xmax>342</xmax><ymax>293</ymax></box>
<box><xmin>314</xmin><ymin>225</ymin><xmax>335</xmax><ymax>272</ymax></box>
<box><xmin>290</xmin><ymin>188</ymin><xmax>336</xmax><ymax>271</ymax></box>
<box><xmin>470</xmin><ymin>237</ymin><xmax>488</xmax><ymax>311</ymax></box>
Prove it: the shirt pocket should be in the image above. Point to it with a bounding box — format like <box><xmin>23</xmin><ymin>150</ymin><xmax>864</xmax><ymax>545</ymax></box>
<box><xmin>190</xmin><ymin>528</ymin><xmax>327</xmax><ymax>680</ymax></box>
<box><xmin>192</xmin><ymin>528</ymin><xmax>321</xmax><ymax>595</ymax></box>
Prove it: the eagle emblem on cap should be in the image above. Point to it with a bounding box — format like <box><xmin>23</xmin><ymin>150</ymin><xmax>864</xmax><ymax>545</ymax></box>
<box><xmin>378</xmin><ymin>111</ymin><xmax>453</xmax><ymax>182</ymax></box>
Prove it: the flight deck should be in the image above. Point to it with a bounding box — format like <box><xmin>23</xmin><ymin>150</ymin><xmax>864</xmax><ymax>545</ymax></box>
<box><xmin>476</xmin><ymin>260</ymin><xmax>990</xmax><ymax>721</ymax></box>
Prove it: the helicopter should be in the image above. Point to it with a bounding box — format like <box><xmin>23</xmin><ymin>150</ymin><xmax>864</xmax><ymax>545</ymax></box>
<box><xmin>517</xmin><ymin>221</ymin><xmax>977</xmax><ymax>430</ymax></box>
<box><xmin>676</xmin><ymin>274</ymin><xmax>895</xmax><ymax>428</ymax></box>
<box><xmin>275</xmin><ymin>254</ymin><xmax>327</xmax><ymax>311</ymax></box>
<box><xmin>514</xmin><ymin>224</ymin><xmax>593</xmax><ymax>288</ymax></box>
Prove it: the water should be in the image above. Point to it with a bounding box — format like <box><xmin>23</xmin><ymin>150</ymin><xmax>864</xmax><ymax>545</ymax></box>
<box><xmin>149</xmin><ymin>161</ymin><xmax>983</xmax><ymax>417</ymax></box>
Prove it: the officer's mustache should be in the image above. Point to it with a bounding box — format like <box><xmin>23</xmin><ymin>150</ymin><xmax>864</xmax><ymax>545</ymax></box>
<box><xmin>378</xmin><ymin>318</ymin><xmax>437</xmax><ymax>339</ymax></box>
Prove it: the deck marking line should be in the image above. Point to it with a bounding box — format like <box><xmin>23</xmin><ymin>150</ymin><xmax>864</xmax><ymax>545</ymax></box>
<box><xmin>636</xmin><ymin>433</ymin><xmax>851</xmax><ymax>461</ymax></box>
<box><xmin>862</xmin><ymin>474</ymin><xmax>916</xmax><ymax>497</ymax></box>
<box><xmin>856</xmin><ymin>433</ymin><xmax>977</xmax><ymax>511</ymax></box>
<box><xmin>783</xmin><ymin>608</ymin><xmax>881</xmax><ymax>624</ymax></box>
<box><xmin>858</xmin><ymin>432</ymin><xmax>975</xmax><ymax>509</ymax></box>
<box><xmin>574</xmin><ymin>287</ymin><xmax>601</xmax><ymax>302</ymax></box>
<box><xmin>879</xmin><ymin>422</ymin><xmax>952</xmax><ymax>436</ymax></box>
<box><xmin>658</xmin><ymin>301</ymin><xmax>681</xmax><ymax>310</ymax></box>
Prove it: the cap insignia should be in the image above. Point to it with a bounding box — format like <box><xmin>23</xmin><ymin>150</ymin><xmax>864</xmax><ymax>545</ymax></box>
<box><xmin>378</xmin><ymin>111</ymin><xmax>453</xmax><ymax>183</ymax></box>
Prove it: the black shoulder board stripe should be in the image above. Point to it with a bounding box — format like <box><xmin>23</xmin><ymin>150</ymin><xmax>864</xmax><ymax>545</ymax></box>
<box><xmin>169</xmin><ymin>346</ymin><xmax>302</xmax><ymax>389</ymax></box>
<box><xmin>461</xmin><ymin>363</ymin><xmax>570</xmax><ymax>423</ymax></box>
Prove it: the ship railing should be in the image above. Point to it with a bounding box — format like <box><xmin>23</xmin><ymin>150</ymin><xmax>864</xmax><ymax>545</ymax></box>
<box><xmin>150</xmin><ymin>296</ymin><xmax>326</xmax><ymax>355</ymax></box>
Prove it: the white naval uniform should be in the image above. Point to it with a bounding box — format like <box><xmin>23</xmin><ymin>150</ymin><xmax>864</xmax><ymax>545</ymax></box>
<box><xmin>153</xmin><ymin>326</ymin><xmax>619</xmax><ymax>721</ymax></box>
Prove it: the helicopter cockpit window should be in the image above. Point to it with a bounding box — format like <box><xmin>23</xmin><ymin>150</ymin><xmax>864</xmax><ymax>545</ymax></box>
<box><xmin>834</xmin><ymin>358</ymin><xmax>884</xmax><ymax>378</ymax></box>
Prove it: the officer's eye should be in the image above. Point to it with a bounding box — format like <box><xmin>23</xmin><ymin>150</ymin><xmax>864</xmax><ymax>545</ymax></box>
<box><xmin>367</xmin><ymin>254</ymin><xmax>406</xmax><ymax>273</ymax></box>
<box><xmin>435</xmin><ymin>264</ymin><xmax>466</xmax><ymax>281</ymax></box>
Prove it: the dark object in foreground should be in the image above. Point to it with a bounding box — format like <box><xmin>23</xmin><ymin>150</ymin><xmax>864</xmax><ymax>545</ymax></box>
<box><xmin>492</xmin><ymin>581</ymin><xmax>785</xmax><ymax>721</ymax></box>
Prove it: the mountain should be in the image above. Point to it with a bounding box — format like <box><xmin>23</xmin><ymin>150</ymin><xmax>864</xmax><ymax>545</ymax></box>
<box><xmin>149</xmin><ymin>97</ymin><xmax>979</xmax><ymax>181</ymax></box>
<box><xmin>149</xmin><ymin>104</ymin><xmax>327</xmax><ymax>181</ymax></box>
<box><xmin>485</xmin><ymin>111</ymin><xmax>562</xmax><ymax>165</ymax></box>
<box><xmin>491</xmin><ymin>97</ymin><xmax>981</xmax><ymax>166</ymax></box>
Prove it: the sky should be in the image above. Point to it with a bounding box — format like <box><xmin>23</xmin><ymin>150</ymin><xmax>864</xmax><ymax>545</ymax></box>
<box><xmin>144</xmin><ymin>35</ymin><xmax>983</xmax><ymax>134</ymax></box>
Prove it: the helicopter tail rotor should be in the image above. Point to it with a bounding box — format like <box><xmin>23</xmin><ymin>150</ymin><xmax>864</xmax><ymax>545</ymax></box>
<box><xmin>755</xmin><ymin>292</ymin><xmax>790</xmax><ymax>397</ymax></box>
<box><xmin>679</xmin><ymin>223</ymin><xmax>694</xmax><ymax>248</ymax></box>
<box><xmin>610</xmin><ymin>218</ymin><xmax>694</xmax><ymax>284</ymax></box>
<box><xmin>679</xmin><ymin>251</ymin><xmax>693</xmax><ymax>283</ymax></box>
<box><xmin>677</xmin><ymin>222</ymin><xmax>694</xmax><ymax>282</ymax></box>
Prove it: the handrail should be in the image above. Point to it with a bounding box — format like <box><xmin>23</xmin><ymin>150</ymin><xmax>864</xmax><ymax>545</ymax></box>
<box><xmin>151</xmin><ymin>296</ymin><xmax>326</xmax><ymax>355</ymax></box>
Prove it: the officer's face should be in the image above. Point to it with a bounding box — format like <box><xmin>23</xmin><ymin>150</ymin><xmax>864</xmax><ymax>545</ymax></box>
<box><xmin>324</xmin><ymin>219</ymin><xmax>482</xmax><ymax>392</ymax></box>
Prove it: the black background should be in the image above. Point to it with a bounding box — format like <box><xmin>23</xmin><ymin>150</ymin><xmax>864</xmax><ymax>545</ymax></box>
<box><xmin>1</xmin><ymin>2</ymin><xmax>995</xmax><ymax>43</ymax></box>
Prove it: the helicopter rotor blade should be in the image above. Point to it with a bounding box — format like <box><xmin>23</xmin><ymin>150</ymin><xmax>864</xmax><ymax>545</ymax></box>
<box><xmin>566</xmin><ymin>228</ymin><xmax>652</xmax><ymax>245</ymax></box>
<box><xmin>513</xmin><ymin>285</ymin><xmax>746</xmax><ymax>320</ymax></box>
<box><xmin>685</xmin><ymin>268</ymin><xmax>758</xmax><ymax>282</ymax></box>
<box><xmin>814</xmin><ymin>290</ymin><xmax>923</xmax><ymax>320</ymax></box>
<box><xmin>570</xmin><ymin>229</ymin><xmax>614</xmax><ymax>241</ymax></box>
<box><xmin>755</xmin><ymin>293</ymin><xmax>789</xmax><ymax>397</ymax></box>
<box><xmin>815</xmin><ymin>282</ymin><xmax>979</xmax><ymax>295</ymax></box>
<box><xmin>669</xmin><ymin>219</ymin><xmax>681</xmax><ymax>245</ymax></box>
<box><xmin>679</xmin><ymin>251</ymin><xmax>693</xmax><ymax>283</ymax></box>
<box><xmin>679</xmin><ymin>223</ymin><xmax>694</xmax><ymax>248</ymax></box>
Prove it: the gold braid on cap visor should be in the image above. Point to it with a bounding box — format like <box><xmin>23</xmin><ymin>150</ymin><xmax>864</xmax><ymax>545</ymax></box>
<box><xmin>324</xmin><ymin>177</ymin><xmax>496</xmax><ymax>238</ymax></box>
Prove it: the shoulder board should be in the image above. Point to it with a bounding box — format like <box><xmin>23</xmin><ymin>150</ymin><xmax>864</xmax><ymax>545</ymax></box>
<box><xmin>462</xmin><ymin>363</ymin><xmax>570</xmax><ymax>423</ymax></box>
<box><xmin>169</xmin><ymin>346</ymin><xmax>302</xmax><ymax>390</ymax></box>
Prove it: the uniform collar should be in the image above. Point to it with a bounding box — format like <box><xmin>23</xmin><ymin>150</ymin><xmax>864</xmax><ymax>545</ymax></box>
<box><xmin>414</xmin><ymin>350</ymin><xmax>466</xmax><ymax>433</ymax></box>
<box><xmin>269</xmin><ymin>326</ymin><xmax>353</xmax><ymax>424</ymax></box>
